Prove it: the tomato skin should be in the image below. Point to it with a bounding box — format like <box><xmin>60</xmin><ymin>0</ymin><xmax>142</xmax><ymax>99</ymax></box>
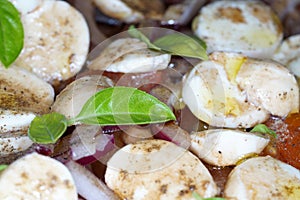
<box><xmin>266</xmin><ymin>114</ymin><xmax>300</xmax><ymax>169</ymax></box>
<box><xmin>277</xmin><ymin>113</ymin><xmax>300</xmax><ymax>169</ymax></box>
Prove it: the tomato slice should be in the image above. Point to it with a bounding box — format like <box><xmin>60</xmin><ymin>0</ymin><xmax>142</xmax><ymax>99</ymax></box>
<box><xmin>266</xmin><ymin>114</ymin><xmax>300</xmax><ymax>169</ymax></box>
<box><xmin>278</xmin><ymin>113</ymin><xmax>300</xmax><ymax>169</ymax></box>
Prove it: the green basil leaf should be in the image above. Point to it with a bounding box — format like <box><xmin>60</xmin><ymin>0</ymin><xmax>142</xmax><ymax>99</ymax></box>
<box><xmin>128</xmin><ymin>25</ymin><xmax>161</xmax><ymax>51</ymax></box>
<box><xmin>0</xmin><ymin>0</ymin><xmax>24</xmax><ymax>68</ymax></box>
<box><xmin>72</xmin><ymin>86</ymin><xmax>176</xmax><ymax>126</ymax></box>
<box><xmin>250</xmin><ymin>124</ymin><xmax>277</xmax><ymax>138</ymax></box>
<box><xmin>128</xmin><ymin>25</ymin><xmax>208</xmax><ymax>60</ymax></box>
<box><xmin>153</xmin><ymin>33</ymin><xmax>208</xmax><ymax>60</ymax></box>
<box><xmin>27</xmin><ymin>87</ymin><xmax>176</xmax><ymax>144</ymax></box>
<box><xmin>28</xmin><ymin>112</ymin><xmax>67</xmax><ymax>144</ymax></box>
<box><xmin>191</xmin><ymin>35</ymin><xmax>207</xmax><ymax>51</ymax></box>
<box><xmin>0</xmin><ymin>164</ymin><xmax>7</xmax><ymax>172</ymax></box>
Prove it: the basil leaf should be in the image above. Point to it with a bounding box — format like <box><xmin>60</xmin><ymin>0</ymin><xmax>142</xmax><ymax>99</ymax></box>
<box><xmin>0</xmin><ymin>164</ymin><xmax>7</xmax><ymax>172</ymax></box>
<box><xmin>0</xmin><ymin>0</ymin><xmax>24</xmax><ymax>68</ymax></box>
<box><xmin>72</xmin><ymin>86</ymin><xmax>176</xmax><ymax>126</ymax></box>
<box><xmin>28</xmin><ymin>87</ymin><xmax>176</xmax><ymax>144</ymax></box>
<box><xmin>191</xmin><ymin>35</ymin><xmax>207</xmax><ymax>51</ymax></box>
<box><xmin>250</xmin><ymin>124</ymin><xmax>277</xmax><ymax>138</ymax></box>
<box><xmin>128</xmin><ymin>25</ymin><xmax>161</xmax><ymax>51</ymax></box>
<box><xmin>28</xmin><ymin>112</ymin><xmax>67</xmax><ymax>144</ymax></box>
<box><xmin>192</xmin><ymin>192</ymin><xmax>225</xmax><ymax>200</ymax></box>
<box><xmin>153</xmin><ymin>33</ymin><xmax>208</xmax><ymax>60</ymax></box>
<box><xmin>128</xmin><ymin>25</ymin><xmax>208</xmax><ymax>60</ymax></box>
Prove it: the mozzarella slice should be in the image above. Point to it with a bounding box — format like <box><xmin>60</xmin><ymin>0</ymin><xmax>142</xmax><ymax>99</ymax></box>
<box><xmin>93</xmin><ymin>0</ymin><xmax>143</xmax><ymax>23</ymax></box>
<box><xmin>13</xmin><ymin>0</ymin><xmax>89</xmax><ymax>86</ymax></box>
<box><xmin>192</xmin><ymin>0</ymin><xmax>283</xmax><ymax>59</ymax></box>
<box><xmin>93</xmin><ymin>0</ymin><xmax>164</xmax><ymax>23</ymax></box>
<box><xmin>190</xmin><ymin>129</ymin><xmax>270</xmax><ymax>167</ymax></box>
<box><xmin>0</xmin><ymin>108</ymin><xmax>35</xmax><ymax>133</ymax></box>
<box><xmin>288</xmin><ymin>57</ymin><xmax>300</xmax><ymax>78</ymax></box>
<box><xmin>182</xmin><ymin>52</ymin><xmax>299</xmax><ymax>128</ymax></box>
<box><xmin>273</xmin><ymin>34</ymin><xmax>300</xmax><ymax>77</ymax></box>
<box><xmin>87</xmin><ymin>38</ymin><xmax>171</xmax><ymax>73</ymax></box>
<box><xmin>105</xmin><ymin>139</ymin><xmax>219</xmax><ymax>199</ymax></box>
<box><xmin>0</xmin><ymin>131</ymin><xmax>33</xmax><ymax>156</ymax></box>
<box><xmin>182</xmin><ymin>52</ymin><xmax>269</xmax><ymax>128</ymax></box>
<box><xmin>9</xmin><ymin>0</ymin><xmax>44</xmax><ymax>15</ymax></box>
<box><xmin>0</xmin><ymin>65</ymin><xmax>54</xmax><ymax>114</ymax></box>
<box><xmin>236</xmin><ymin>57</ymin><xmax>299</xmax><ymax>117</ymax></box>
<box><xmin>51</xmin><ymin>75</ymin><xmax>113</xmax><ymax>119</ymax></box>
<box><xmin>273</xmin><ymin>35</ymin><xmax>300</xmax><ymax>65</ymax></box>
<box><xmin>0</xmin><ymin>153</ymin><xmax>77</xmax><ymax>199</ymax></box>
<box><xmin>224</xmin><ymin>156</ymin><xmax>300</xmax><ymax>199</ymax></box>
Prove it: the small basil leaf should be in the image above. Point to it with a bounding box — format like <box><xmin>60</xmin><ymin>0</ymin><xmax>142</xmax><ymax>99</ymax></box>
<box><xmin>0</xmin><ymin>164</ymin><xmax>7</xmax><ymax>172</ymax></box>
<box><xmin>0</xmin><ymin>0</ymin><xmax>24</xmax><ymax>68</ymax></box>
<box><xmin>250</xmin><ymin>124</ymin><xmax>277</xmax><ymax>138</ymax></box>
<box><xmin>153</xmin><ymin>33</ymin><xmax>208</xmax><ymax>60</ymax></box>
<box><xmin>128</xmin><ymin>25</ymin><xmax>161</xmax><ymax>51</ymax></box>
<box><xmin>28</xmin><ymin>112</ymin><xmax>67</xmax><ymax>144</ymax></box>
<box><xmin>72</xmin><ymin>86</ymin><xmax>176</xmax><ymax>126</ymax></box>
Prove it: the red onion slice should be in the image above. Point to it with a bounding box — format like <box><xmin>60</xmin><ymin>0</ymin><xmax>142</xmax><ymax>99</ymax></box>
<box><xmin>151</xmin><ymin>122</ymin><xmax>191</xmax><ymax>149</ymax></box>
<box><xmin>76</xmin><ymin>135</ymin><xmax>115</xmax><ymax>165</ymax></box>
<box><xmin>33</xmin><ymin>144</ymin><xmax>55</xmax><ymax>156</ymax></box>
<box><xmin>70</xmin><ymin>125</ymin><xmax>101</xmax><ymax>160</ymax></box>
<box><xmin>70</xmin><ymin>125</ymin><xmax>116</xmax><ymax>165</ymax></box>
<box><xmin>65</xmin><ymin>160</ymin><xmax>120</xmax><ymax>200</ymax></box>
<box><xmin>101</xmin><ymin>126</ymin><xmax>122</xmax><ymax>134</ymax></box>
